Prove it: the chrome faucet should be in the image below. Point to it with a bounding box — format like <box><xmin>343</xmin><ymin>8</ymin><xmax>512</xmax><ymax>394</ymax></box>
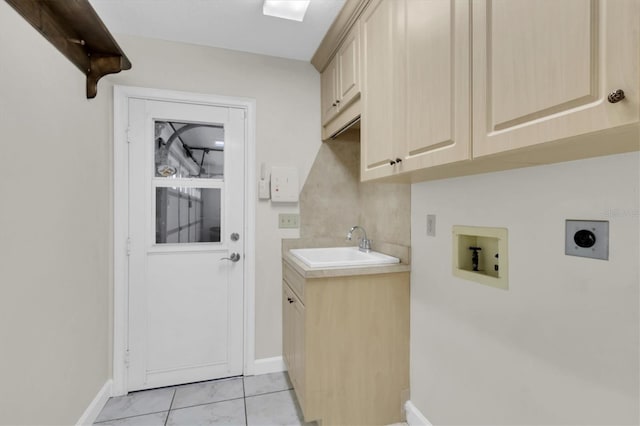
<box><xmin>347</xmin><ymin>225</ymin><xmax>372</xmax><ymax>252</ymax></box>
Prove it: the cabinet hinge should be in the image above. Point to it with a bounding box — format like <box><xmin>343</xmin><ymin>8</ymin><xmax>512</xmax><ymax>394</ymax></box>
<box><xmin>126</xmin><ymin>237</ymin><xmax>131</xmax><ymax>256</ymax></box>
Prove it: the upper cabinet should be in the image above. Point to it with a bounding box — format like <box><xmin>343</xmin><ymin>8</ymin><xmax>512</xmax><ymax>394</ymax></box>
<box><xmin>314</xmin><ymin>0</ymin><xmax>639</xmax><ymax>183</ymax></box>
<box><xmin>361</xmin><ymin>0</ymin><xmax>471</xmax><ymax>181</ymax></box>
<box><xmin>403</xmin><ymin>0</ymin><xmax>470</xmax><ymax>170</ymax></box>
<box><xmin>320</xmin><ymin>59</ymin><xmax>339</xmax><ymax>125</ymax></box>
<box><xmin>320</xmin><ymin>23</ymin><xmax>362</xmax><ymax>138</ymax></box>
<box><xmin>337</xmin><ymin>28</ymin><xmax>361</xmax><ymax>112</ymax></box>
<box><xmin>472</xmin><ymin>0</ymin><xmax>640</xmax><ymax>158</ymax></box>
<box><xmin>360</xmin><ymin>0</ymin><xmax>402</xmax><ymax>176</ymax></box>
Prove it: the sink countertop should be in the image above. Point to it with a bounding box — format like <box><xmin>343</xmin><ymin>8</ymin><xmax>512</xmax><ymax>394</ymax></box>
<box><xmin>282</xmin><ymin>238</ymin><xmax>411</xmax><ymax>279</ymax></box>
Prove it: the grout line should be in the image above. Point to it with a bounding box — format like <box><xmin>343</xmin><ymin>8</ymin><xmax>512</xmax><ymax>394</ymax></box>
<box><xmin>169</xmin><ymin>396</ymin><xmax>246</xmax><ymax>413</ymax></box>
<box><xmin>94</xmin><ymin>410</ymin><xmax>169</xmax><ymax>424</ymax></box>
<box><xmin>165</xmin><ymin>389</ymin><xmax>176</xmax><ymax>426</ymax></box>
<box><xmin>168</xmin><ymin>387</ymin><xmax>177</xmax><ymax>411</ymax></box>
<box><xmin>243</xmin><ymin>377</ymin><xmax>248</xmax><ymax>426</ymax></box>
<box><xmin>244</xmin><ymin>387</ymin><xmax>294</xmax><ymax>400</ymax></box>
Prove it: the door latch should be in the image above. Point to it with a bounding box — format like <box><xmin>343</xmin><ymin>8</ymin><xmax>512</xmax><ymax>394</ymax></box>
<box><xmin>220</xmin><ymin>253</ymin><xmax>241</xmax><ymax>262</ymax></box>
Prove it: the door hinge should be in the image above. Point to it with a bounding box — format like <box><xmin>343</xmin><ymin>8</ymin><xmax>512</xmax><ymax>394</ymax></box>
<box><xmin>126</xmin><ymin>127</ymin><xmax>132</xmax><ymax>144</ymax></box>
<box><xmin>243</xmin><ymin>110</ymin><xmax>247</xmax><ymax>120</ymax></box>
<box><xmin>124</xmin><ymin>349</ymin><xmax>130</xmax><ymax>368</ymax></box>
<box><xmin>126</xmin><ymin>237</ymin><xmax>131</xmax><ymax>256</ymax></box>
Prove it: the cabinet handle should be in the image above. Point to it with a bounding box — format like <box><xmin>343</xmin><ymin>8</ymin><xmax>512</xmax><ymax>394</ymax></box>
<box><xmin>389</xmin><ymin>160</ymin><xmax>396</xmax><ymax>166</ymax></box>
<box><xmin>287</xmin><ymin>297</ymin><xmax>294</xmax><ymax>304</ymax></box>
<box><xmin>332</xmin><ymin>102</ymin><xmax>337</xmax><ymax>107</ymax></box>
<box><xmin>336</xmin><ymin>100</ymin><xmax>340</xmax><ymax>104</ymax></box>
<box><xmin>608</xmin><ymin>89</ymin><xmax>625</xmax><ymax>103</ymax></box>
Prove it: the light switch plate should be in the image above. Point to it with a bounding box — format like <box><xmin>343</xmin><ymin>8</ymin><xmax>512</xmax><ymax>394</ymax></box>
<box><xmin>565</xmin><ymin>220</ymin><xmax>609</xmax><ymax>260</ymax></box>
<box><xmin>426</xmin><ymin>214</ymin><xmax>436</xmax><ymax>236</ymax></box>
<box><xmin>279</xmin><ymin>213</ymin><xmax>299</xmax><ymax>229</ymax></box>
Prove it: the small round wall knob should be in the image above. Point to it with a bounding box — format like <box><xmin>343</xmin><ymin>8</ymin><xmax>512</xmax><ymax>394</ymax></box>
<box><xmin>389</xmin><ymin>160</ymin><xmax>396</xmax><ymax>166</ymax></box>
<box><xmin>608</xmin><ymin>89</ymin><xmax>625</xmax><ymax>103</ymax></box>
<box><xmin>395</xmin><ymin>158</ymin><xmax>402</xmax><ymax>163</ymax></box>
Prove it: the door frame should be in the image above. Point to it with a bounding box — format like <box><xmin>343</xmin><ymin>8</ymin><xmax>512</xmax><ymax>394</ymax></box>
<box><xmin>112</xmin><ymin>85</ymin><xmax>257</xmax><ymax>396</ymax></box>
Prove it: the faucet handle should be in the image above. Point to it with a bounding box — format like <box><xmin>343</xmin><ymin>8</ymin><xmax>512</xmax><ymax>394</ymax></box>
<box><xmin>359</xmin><ymin>237</ymin><xmax>372</xmax><ymax>252</ymax></box>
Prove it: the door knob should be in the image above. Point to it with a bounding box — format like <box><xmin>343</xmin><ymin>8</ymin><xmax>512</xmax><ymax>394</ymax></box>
<box><xmin>220</xmin><ymin>253</ymin><xmax>241</xmax><ymax>262</ymax></box>
<box><xmin>608</xmin><ymin>89</ymin><xmax>625</xmax><ymax>103</ymax></box>
<box><xmin>230</xmin><ymin>233</ymin><xmax>240</xmax><ymax>241</ymax></box>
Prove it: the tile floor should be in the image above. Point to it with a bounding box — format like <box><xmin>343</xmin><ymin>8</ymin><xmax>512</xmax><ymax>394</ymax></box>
<box><xmin>94</xmin><ymin>372</ymin><xmax>314</xmax><ymax>426</ymax></box>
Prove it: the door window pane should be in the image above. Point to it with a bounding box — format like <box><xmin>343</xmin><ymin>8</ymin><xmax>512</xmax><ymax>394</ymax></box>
<box><xmin>156</xmin><ymin>187</ymin><xmax>221</xmax><ymax>244</ymax></box>
<box><xmin>155</xmin><ymin>121</ymin><xmax>224</xmax><ymax>179</ymax></box>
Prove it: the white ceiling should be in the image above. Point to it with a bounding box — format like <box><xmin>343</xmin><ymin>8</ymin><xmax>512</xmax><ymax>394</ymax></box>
<box><xmin>89</xmin><ymin>0</ymin><xmax>346</xmax><ymax>61</ymax></box>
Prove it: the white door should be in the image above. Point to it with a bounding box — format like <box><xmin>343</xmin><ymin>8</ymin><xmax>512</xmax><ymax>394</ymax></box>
<box><xmin>127</xmin><ymin>98</ymin><xmax>245</xmax><ymax>391</ymax></box>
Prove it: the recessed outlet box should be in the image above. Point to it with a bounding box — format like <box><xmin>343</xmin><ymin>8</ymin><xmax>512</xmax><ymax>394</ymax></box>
<box><xmin>452</xmin><ymin>225</ymin><xmax>508</xmax><ymax>290</ymax></box>
<box><xmin>565</xmin><ymin>220</ymin><xmax>609</xmax><ymax>260</ymax></box>
<box><xmin>279</xmin><ymin>213</ymin><xmax>299</xmax><ymax>229</ymax></box>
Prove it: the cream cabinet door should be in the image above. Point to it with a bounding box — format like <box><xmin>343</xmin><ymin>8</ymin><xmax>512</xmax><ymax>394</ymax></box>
<box><xmin>337</xmin><ymin>24</ymin><xmax>360</xmax><ymax>111</ymax></box>
<box><xmin>472</xmin><ymin>0</ymin><xmax>640</xmax><ymax>158</ymax></box>
<box><xmin>402</xmin><ymin>0</ymin><xmax>471</xmax><ymax>170</ymax></box>
<box><xmin>360</xmin><ymin>0</ymin><xmax>405</xmax><ymax>179</ymax></box>
<box><xmin>320</xmin><ymin>57</ymin><xmax>338</xmax><ymax>126</ymax></box>
<box><xmin>283</xmin><ymin>282</ymin><xmax>305</xmax><ymax>403</ymax></box>
<box><xmin>282</xmin><ymin>284</ymin><xmax>294</xmax><ymax>380</ymax></box>
<box><xmin>291</xmin><ymin>294</ymin><xmax>305</xmax><ymax>410</ymax></box>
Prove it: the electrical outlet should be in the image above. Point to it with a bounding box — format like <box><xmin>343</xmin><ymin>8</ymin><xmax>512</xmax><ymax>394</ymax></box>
<box><xmin>279</xmin><ymin>213</ymin><xmax>299</xmax><ymax>229</ymax></box>
<box><xmin>565</xmin><ymin>220</ymin><xmax>609</xmax><ymax>260</ymax></box>
<box><xmin>426</xmin><ymin>214</ymin><xmax>436</xmax><ymax>236</ymax></box>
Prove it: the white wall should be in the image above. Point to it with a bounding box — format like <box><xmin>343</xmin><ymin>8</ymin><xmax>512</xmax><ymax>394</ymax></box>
<box><xmin>107</xmin><ymin>35</ymin><xmax>321</xmax><ymax>360</ymax></box>
<box><xmin>0</xmin><ymin>8</ymin><xmax>320</xmax><ymax>422</ymax></box>
<box><xmin>0</xmin><ymin>2</ymin><xmax>111</xmax><ymax>424</ymax></box>
<box><xmin>410</xmin><ymin>152</ymin><xmax>639</xmax><ymax>425</ymax></box>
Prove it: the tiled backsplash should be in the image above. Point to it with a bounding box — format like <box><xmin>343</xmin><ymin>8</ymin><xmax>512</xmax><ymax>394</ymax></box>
<box><xmin>299</xmin><ymin>130</ymin><xmax>410</xmax><ymax>248</ymax></box>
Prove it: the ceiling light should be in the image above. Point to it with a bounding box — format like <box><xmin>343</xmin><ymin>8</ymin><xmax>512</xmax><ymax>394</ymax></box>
<box><xmin>214</xmin><ymin>141</ymin><xmax>225</xmax><ymax>147</ymax></box>
<box><xmin>263</xmin><ymin>0</ymin><xmax>311</xmax><ymax>22</ymax></box>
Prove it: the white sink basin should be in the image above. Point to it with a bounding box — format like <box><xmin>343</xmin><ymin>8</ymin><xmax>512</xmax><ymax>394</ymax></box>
<box><xmin>289</xmin><ymin>246</ymin><xmax>400</xmax><ymax>268</ymax></box>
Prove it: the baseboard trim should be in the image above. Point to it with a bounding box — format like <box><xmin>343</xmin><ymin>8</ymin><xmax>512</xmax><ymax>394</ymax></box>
<box><xmin>252</xmin><ymin>356</ymin><xmax>286</xmax><ymax>375</ymax></box>
<box><xmin>405</xmin><ymin>400</ymin><xmax>433</xmax><ymax>426</ymax></box>
<box><xmin>76</xmin><ymin>379</ymin><xmax>112</xmax><ymax>426</ymax></box>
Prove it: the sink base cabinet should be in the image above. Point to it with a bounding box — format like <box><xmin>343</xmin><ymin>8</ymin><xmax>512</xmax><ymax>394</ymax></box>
<box><xmin>282</xmin><ymin>267</ymin><xmax>410</xmax><ymax>425</ymax></box>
